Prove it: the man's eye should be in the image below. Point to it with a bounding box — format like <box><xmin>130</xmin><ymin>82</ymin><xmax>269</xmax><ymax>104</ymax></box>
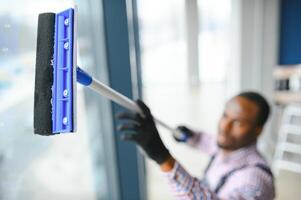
<box><xmin>233</xmin><ymin>120</ymin><xmax>241</xmax><ymax>126</ymax></box>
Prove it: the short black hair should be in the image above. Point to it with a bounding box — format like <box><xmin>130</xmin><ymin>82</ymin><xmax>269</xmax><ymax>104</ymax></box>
<box><xmin>236</xmin><ymin>91</ymin><xmax>271</xmax><ymax>127</ymax></box>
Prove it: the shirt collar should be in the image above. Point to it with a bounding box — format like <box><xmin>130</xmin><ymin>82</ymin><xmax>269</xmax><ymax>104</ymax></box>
<box><xmin>217</xmin><ymin>143</ymin><xmax>257</xmax><ymax>163</ymax></box>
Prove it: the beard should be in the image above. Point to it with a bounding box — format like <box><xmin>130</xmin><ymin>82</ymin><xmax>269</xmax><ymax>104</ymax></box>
<box><xmin>217</xmin><ymin>131</ymin><xmax>257</xmax><ymax>151</ymax></box>
<box><xmin>217</xmin><ymin>141</ymin><xmax>237</xmax><ymax>150</ymax></box>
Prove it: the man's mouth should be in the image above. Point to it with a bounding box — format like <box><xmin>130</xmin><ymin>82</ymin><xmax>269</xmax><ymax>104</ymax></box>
<box><xmin>219</xmin><ymin>132</ymin><xmax>228</xmax><ymax>137</ymax></box>
<box><xmin>218</xmin><ymin>132</ymin><xmax>230</xmax><ymax>143</ymax></box>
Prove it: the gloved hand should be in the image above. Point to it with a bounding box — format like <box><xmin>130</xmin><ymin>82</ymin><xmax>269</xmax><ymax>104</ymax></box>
<box><xmin>174</xmin><ymin>126</ymin><xmax>194</xmax><ymax>142</ymax></box>
<box><xmin>116</xmin><ymin>99</ymin><xmax>171</xmax><ymax>164</ymax></box>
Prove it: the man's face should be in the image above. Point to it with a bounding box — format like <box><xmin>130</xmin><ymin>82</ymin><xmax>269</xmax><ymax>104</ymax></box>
<box><xmin>217</xmin><ymin>96</ymin><xmax>262</xmax><ymax>151</ymax></box>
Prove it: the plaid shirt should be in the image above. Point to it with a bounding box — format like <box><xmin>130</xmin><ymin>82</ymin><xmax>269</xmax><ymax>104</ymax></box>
<box><xmin>163</xmin><ymin>132</ymin><xmax>275</xmax><ymax>200</ymax></box>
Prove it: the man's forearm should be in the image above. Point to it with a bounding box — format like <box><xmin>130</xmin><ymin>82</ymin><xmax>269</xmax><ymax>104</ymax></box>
<box><xmin>161</xmin><ymin>160</ymin><xmax>219</xmax><ymax>200</ymax></box>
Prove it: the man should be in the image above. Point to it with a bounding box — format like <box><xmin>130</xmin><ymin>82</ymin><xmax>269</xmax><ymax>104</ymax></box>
<box><xmin>117</xmin><ymin>91</ymin><xmax>275</xmax><ymax>200</ymax></box>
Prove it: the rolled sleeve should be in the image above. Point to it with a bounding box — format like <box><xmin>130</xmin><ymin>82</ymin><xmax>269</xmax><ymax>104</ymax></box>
<box><xmin>162</xmin><ymin>161</ymin><xmax>219</xmax><ymax>200</ymax></box>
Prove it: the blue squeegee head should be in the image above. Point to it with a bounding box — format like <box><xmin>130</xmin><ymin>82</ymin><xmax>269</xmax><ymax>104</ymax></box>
<box><xmin>52</xmin><ymin>8</ymin><xmax>75</xmax><ymax>134</ymax></box>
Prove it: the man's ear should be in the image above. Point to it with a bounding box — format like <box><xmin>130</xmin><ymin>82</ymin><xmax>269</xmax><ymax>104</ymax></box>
<box><xmin>255</xmin><ymin>126</ymin><xmax>263</xmax><ymax>137</ymax></box>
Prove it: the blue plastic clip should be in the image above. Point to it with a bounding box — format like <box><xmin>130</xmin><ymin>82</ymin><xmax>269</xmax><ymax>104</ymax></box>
<box><xmin>76</xmin><ymin>67</ymin><xmax>92</xmax><ymax>86</ymax></box>
<box><xmin>52</xmin><ymin>8</ymin><xmax>74</xmax><ymax>134</ymax></box>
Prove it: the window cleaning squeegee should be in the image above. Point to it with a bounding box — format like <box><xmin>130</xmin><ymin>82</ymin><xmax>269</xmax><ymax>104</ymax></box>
<box><xmin>34</xmin><ymin>8</ymin><xmax>185</xmax><ymax>139</ymax></box>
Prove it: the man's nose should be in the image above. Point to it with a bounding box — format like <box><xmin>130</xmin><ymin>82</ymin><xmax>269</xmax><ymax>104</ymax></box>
<box><xmin>221</xmin><ymin>119</ymin><xmax>232</xmax><ymax>133</ymax></box>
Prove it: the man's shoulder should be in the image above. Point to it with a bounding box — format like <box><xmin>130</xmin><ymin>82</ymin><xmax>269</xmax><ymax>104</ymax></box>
<box><xmin>225</xmin><ymin>164</ymin><xmax>275</xmax><ymax>199</ymax></box>
<box><xmin>231</xmin><ymin>147</ymin><xmax>273</xmax><ymax>180</ymax></box>
<box><xmin>235</xmin><ymin>164</ymin><xmax>273</xmax><ymax>180</ymax></box>
<box><xmin>243</xmin><ymin>146</ymin><xmax>269</xmax><ymax>165</ymax></box>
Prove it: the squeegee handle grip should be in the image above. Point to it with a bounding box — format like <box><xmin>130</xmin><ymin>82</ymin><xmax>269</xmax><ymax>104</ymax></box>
<box><xmin>76</xmin><ymin>67</ymin><xmax>182</xmax><ymax>136</ymax></box>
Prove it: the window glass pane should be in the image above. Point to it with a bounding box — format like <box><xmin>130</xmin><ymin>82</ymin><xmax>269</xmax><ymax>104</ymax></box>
<box><xmin>139</xmin><ymin>0</ymin><xmax>186</xmax><ymax>85</ymax></box>
<box><xmin>0</xmin><ymin>1</ymin><xmax>109</xmax><ymax>199</ymax></box>
<box><xmin>198</xmin><ymin>0</ymin><xmax>231</xmax><ymax>82</ymax></box>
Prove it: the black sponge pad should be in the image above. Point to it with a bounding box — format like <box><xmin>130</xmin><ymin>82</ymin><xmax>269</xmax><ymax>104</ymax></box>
<box><xmin>34</xmin><ymin>13</ymin><xmax>55</xmax><ymax>135</ymax></box>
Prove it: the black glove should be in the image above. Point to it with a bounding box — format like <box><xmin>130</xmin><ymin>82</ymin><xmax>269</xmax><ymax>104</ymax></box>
<box><xmin>116</xmin><ymin>99</ymin><xmax>171</xmax><ymax>164</ymax></box>
<box><xmin>174</xmin><ymin>126</ymin><xmax>194</xmax><ymax>142</ymax></box>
